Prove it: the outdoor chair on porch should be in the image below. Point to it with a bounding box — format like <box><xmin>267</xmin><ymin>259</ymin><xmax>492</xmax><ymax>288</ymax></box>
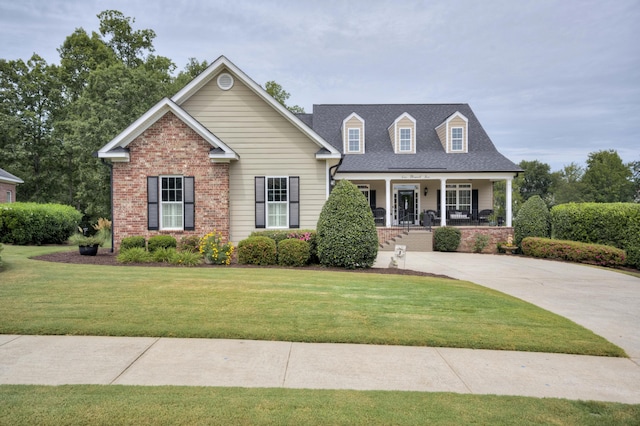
<box><xmin>372</xmin><ymin>207</ymin><xmax>386</xmax><ymax>226</ymax></box>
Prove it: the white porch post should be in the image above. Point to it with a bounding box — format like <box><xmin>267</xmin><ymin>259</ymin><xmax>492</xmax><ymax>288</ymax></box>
<box><xmin>506</xmin><ymin>178</ymin><xmax>513</xmax><ymax>227</ymax></box>
<box><xmin>385</xmin><ymin>178</ymin><xmax>391</xmax><ymax>228</ymax></box>
<box><xmin>440</xmin><ymin>178</ymin><xmax>447</xmax><ymax>227</ymax></box>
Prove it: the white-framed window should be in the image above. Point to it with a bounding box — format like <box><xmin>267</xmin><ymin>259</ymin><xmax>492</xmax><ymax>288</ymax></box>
<box><xmin>451</xmin><ymin>127</ymin><xmax>463</xmax><ymax>151</ymax></box>
<box><xmin>357</xmin><ymin>184</ymin><xmax>370</xmax><ymax>203</ymax></box>
<box><xmin>267</xmin><ymin>177</ymin><xmax>288</xmax><ymax>228</ymax></box>
<box><xmin>6</xmin><ymin>191</ymin><xmax>12</xmax><ymax>203</ymax></box>
<box><xmin>399</xmin><ymin>128</ymin><xmax>412</xmax><ymax>152</ymax></box>
<box><xmin>348</xmin><ymin>128</ymin><xmax>360</xmax><ymax>152</ymax></box>
<box><xmin>445</xmin><ymin>183</ymin><xmax>472</xmax><ymax>211</ymax></box>
<box><xmin>160</xmin><ymin>176</ymin><xmax>183</xmax><ymax>229</ymax></box>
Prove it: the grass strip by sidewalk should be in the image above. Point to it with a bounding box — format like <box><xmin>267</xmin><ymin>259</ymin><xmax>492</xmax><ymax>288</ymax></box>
<box><xmin>0</xmin><ymin>245</ymin><xmax>625</xmax><ymax>356</ymax></box>
<box><xmin>1</xmin><ymin>385</ymin><xmax>638</xmax><ymax>425</ymax></box>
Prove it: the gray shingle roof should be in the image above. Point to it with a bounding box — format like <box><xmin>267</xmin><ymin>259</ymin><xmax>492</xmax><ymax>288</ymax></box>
<box><xmin>0</xmin><ymin>167</ymin><xmax>24</xmax><ymax>183</ymax></box>
<box><xmin>302</xmin><ymin>104</ymin><xmax>521</xmax><ymax>173</ymax></box>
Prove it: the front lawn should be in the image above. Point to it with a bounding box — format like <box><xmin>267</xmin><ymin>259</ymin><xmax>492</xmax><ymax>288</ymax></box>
<box><xmin>1</xmin><ymin>385</ymin><xmax>638</xmax><ymax>425</ymax></box>
<box><xmin>0</xmin><ymin>245</ymin><xmax>625</xmax><ymax>356</ymax></box>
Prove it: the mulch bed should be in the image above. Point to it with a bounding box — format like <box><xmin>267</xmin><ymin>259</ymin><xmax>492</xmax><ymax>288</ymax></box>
<box><xmin>32</xmin><ymin>248</ymin><xmax>453</xmax><ymax>279</ymax></box>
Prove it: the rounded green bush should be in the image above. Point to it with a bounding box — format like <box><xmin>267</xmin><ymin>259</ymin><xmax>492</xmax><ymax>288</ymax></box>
<box><xmin>237</xmin><ymin>236</ymin><xmax>277</xmax><ymax>265</ymax></box>
<box><xmin>277</xmin><ymin>238</ymin><xmax>310</xmax><ymax>267</ymax></box>
<box><xmin>121</xmin><ymin>236</ymin><xmax>146</xmax><ymax>251</ymax></box>
<box><xmin>178</xmin><ymin>235</ymin><xmax>201</xmax><ymax>253</ymax></box>
<box><xmin>147</xmin><ymin>235</ymin><xmax>177</xmax><ymax>252</ymax></box>
<box><xmin>434</xmin><ymin>227</ymin><xmax>461</xmax><ymax>252</ymax></box>
<box><xmin>316</xmin><ymin>180</ymin><xmax>378</xmax><ymax>269</ymax></box>
<box><xmin>0</xmin><ymin>202</ymin><xmax>82</xmax><ymax>245</ymax></box>
<box><xmin>514</xmin><ymin>195</ymin><xmax>550</xmax><ymax>247</ymax></box>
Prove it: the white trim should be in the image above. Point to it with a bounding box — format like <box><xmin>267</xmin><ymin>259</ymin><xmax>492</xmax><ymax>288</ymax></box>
<box><xmin>388</xmin><ymin>112</ymin><xmax>416</xmax><ymax>154</ymax></box>
<box><xmin>159</xmin><ymin>175</ymin><xmax>184</xmax><ymax>231</ymax></box>
<box><xmin>216</xmin><ymin>73</ymin><xmax>234</xmax><ymax>90</ymax></box>
<box><xmin>451</xmin><ymin>127</ymin><xmax>464</xmax><ymax>152</ymax></box>
<box><xmin>392</xmin><ymin>183</ymin><xmax>419</xmax><ymax>225</ymax></box>
<box><xmin>172</xmin><ymin>56</ymin><xmax>341</xmax><ymax>159</ymax></box>
<box><xmin>342</xmin><ymin>112</ymin><xmax>365</xmax><ymax>154</ymax></box>
<box><xmin>347</xmin><ymin>128</ymin><xmax>361</xmax><ymax>152</ymax></box>
<box><xmin>399</xmin><ymin>127</ymin><xmax>412</xmax><ymax>152</ymax></box>
<box><xmin>97</xmin><ymin>98</ymin><xmax>239</xmax><ymax>162</ymax></box>
<box><xmin>265</xmin><ymin>176</ymin><xmax>289</xmax><ymax>229</ymax></box>
<box><xmin>6</xmin><ymin>190</ymin><xmax>12</xmax><ymax>203</ymax></box>
<box><xmin>439</xmin><ymin>111</ymin><xmax>469</xmax><ymax>154</ymax></box>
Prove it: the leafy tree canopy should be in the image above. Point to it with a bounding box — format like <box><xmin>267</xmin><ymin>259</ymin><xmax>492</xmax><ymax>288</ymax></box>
<box><xmin>265</xmin><ymin>80</ymin><xmax>305</xmax><ymax>113</ymax></box>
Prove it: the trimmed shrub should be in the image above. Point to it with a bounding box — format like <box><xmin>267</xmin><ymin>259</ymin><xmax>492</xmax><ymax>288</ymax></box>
<box><xmin>178</xmin><ymin>235</ymin><xmax>201</xmax><ymax>253</ymax></box>
<box><xmin>147</xmin><ymin>235</ymin><xmax>177</xmax><ymax>252</ymax></box>
<box><xmin>316</xmin><ymin>180</ymin><xmax>378</xmax><ymax>269</ymax></box>
<box><xmin>249</xmin><ymin>230</ymin><xmax>291</xmax><ymax>244</ymax></box>
<box><xmin>514</xmin><ymin>195</ymin><xmax>550</xmax><ymax>247</ymax></box>
<box><xmin>121</xmin><ymin>236</ymin><xmax>146</xmax><ymax>251</ymax></box>
<box><xmin>0</xmin><ymin>202</ymin><xmax>82</xmax><ymax>245</ymax></box>
<box><xmin>434</xmin><ymin>227</ymin><xmax>461</xmax><ymax>252</ymax></box>
<box><xmin>521</xmin><ymin>237</ymin><xmax>626</xmax><ymax>268</ymax></box>
<box><xmin>277</xmin><ymin>238</ymin><xmax>310</xmax><ymax>267</ymax></box>
<box><xmin>237</xmin><ymin>236</ymin><xmax>277</xmax><ymax>265</ymax></box>
<box><xmin>252</xmin><ymin>229</ymin><xmax>318</xmax><ymax>264</ymax></box>
<box><xmin>117</xmin><ymin>247</ymin><xmax>153</xmax><ymax>264</ymax></box>
<box><xmin>551</xmin><ymin>203</ymin><xmax>640</xmax><ymax>269</ymax></box>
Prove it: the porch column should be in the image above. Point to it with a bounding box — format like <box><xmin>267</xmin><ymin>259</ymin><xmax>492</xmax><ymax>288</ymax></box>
<box><xmin>440</xmin><ymin>178</ymin><xmax>447</xmax><ymax>227</ymax></box>
<box><xmin>385</xmin><ymin>178</ymin><xmax>391</xmax><ymax>228</ymax></box>
<box><xmin>506</xmin><ymin>178</ymin><xmax>513</xmax><ymax>227</ymax></box>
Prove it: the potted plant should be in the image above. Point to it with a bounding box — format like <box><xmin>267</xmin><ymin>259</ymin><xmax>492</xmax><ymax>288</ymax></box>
<box><xmin>68</xmin><ymin>218</ymin><xmax>111</xmax><ymax>256</ymax></box>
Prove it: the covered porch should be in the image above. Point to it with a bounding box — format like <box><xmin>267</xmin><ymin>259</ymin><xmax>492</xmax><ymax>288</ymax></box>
<box><xmin>337</xmin><ymin>172</ymin><xmax>515</xmax><ymax>228</ymax></box>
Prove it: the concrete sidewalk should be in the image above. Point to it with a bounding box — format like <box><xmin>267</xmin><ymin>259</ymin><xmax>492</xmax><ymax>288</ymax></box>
<box><xmin>2</xmin><ymin>334</ymin><xmax>640</xmax><ymax>403</ymax></box>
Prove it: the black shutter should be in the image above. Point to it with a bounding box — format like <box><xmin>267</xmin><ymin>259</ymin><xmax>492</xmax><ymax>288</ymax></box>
<box><xmin>472</xmin><ymin>189</ymin><xmax>478</xmax><ymax>220</ymax></box>
<box><xmin>184</xmin><ymin>176</ymin><xmax>195</xmax><ymax>230</ymax></box>
<box><xmin>370</xmin><ymin>190</ymin><xmax>377</xmax><ymax>210</ymax></box>
<box><xmin>437</xmin><ymin>189</ymin><xmax>441</xmax><ymax>216</ymax></box>
<box><xmin>148</xmin><ymin>176</ymin><xmax>159</xmax><ymax>230</ymax></box>
<box><xmin>255</xmin><ymin>176</ymin><xmax>265</xmax><ymax>228</ymax></box>
<box><xmin>289</xmin><ymin>176</ymin><xmax>299</xmax><ymax>228</ymax></box>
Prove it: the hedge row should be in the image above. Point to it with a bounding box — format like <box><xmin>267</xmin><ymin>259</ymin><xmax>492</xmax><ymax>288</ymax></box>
<box><xmin>521</xmin><ymin>237</ymin><xmax>626</xmax><ymax>268</ymax></box>
<box><xmin>239</xmin><ymin>230</ymin><xmax>317</xmax><ymax>267</ymax></box>
<box><xmin>551</xmin><ymin>203</ymin><xmax>640</xmax><ymax>269</ymax></box>
<box><xmin>0</xmin><ymin>203</ymin><xmax>82</xmax><ymax>245</ymax></box>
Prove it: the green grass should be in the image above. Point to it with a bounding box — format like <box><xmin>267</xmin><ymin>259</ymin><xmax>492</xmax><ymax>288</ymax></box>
<box><xmin>0</xmin><ymin>245</ymin><xmax>624</xmax><ymax>356</ymax></box>
<box><xmin>0</xmin><ymin>385</ymin><xmax>638</xmax><ymax>425</ymax></box>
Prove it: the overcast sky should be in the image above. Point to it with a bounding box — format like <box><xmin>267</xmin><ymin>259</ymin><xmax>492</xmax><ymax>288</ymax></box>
<box><xmin>2</xmin><ymin>0</ymin><xmax>638</xmax><ymax>171</ymax></box>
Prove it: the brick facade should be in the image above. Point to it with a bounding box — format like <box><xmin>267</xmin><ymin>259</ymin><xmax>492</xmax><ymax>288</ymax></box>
<box><xmin>112</xmin><ymin>112</ymin><xmax>230</xmax><ymax>251</ymax></box>
<box><xmin>0</xmin><ymin>182</ymin><xmax>16</xmax><ymax>203</ymax></box>
<box><xmin>457</xmin><ymin>227</ymin><xmax>514</xmax><ymax>253</ymax></box>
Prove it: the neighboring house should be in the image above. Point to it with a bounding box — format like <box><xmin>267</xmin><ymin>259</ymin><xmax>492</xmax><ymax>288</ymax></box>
<box><xmin>0</xmin><ymin>168</ymin><xmax>23</xmax><ymax>203</ymax></box>
<box><xmin>98</xmin><ymin>56</ymin><xmax>520</xmax><ymax>250</ymax></box>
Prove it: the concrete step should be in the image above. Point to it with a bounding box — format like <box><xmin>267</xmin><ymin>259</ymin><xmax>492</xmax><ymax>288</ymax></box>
<box><xmin>379</xmin><ymin>230</ymin><xmax>433</xmax><ymax>252</ymax></box>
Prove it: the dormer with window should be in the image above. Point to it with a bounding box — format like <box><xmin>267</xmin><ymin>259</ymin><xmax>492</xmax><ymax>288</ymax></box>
<box><xmin>342</xmin><ymin>113</ymin><xmax>365</xmax><ymax>154</ymax></box>
<box><xmin>435</xmin><ymin>111</ymin><xmax>469</xmax><ymax>153</ymax></box>
<box><xmin>388</xmin><ymin>112</ymin><xmax>416</xmax><ymax>154</ymax></box>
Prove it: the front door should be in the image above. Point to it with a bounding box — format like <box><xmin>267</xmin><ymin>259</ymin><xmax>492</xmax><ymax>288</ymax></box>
<box><xmin>398</xmin><ymin>190</ymin><xmax>415</xmax><ymax>224</ymax></box>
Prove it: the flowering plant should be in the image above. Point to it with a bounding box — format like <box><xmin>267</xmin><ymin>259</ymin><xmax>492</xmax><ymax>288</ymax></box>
<box><xmin>199</xmin><ymin>230</ymin><xmax>234</xmax><ymax>265</ymax></box>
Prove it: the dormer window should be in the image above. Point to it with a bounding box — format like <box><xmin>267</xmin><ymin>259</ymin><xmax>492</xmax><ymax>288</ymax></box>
<box><xmin>451</xmin><ymin>127</ymin><xmax>463</xmax><ymax>151</ymax></box>
<box><xmin>435</xmin><ymin>111</ymin><xmax>469</xmax><ymax>153</ymax></box>
<box><xmin>388</xmin><ymin>113</ymin><xmax>416</xmax><ymax>154</ymax></box>
<box><xmin>348</xmin><ymin>128</ymin><xmax>360</xmax><ymax>152</ymax></box>
<box><xmin>342</xmin><ymin>113</ymin><xmax>365</xmax><ymax>154</ymax></box>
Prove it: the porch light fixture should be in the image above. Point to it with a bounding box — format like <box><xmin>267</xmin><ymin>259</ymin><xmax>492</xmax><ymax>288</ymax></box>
<box><xmin>423</xmin><ymin>187</ymin><xmax>429</xmax><ymax>196</ymax></box>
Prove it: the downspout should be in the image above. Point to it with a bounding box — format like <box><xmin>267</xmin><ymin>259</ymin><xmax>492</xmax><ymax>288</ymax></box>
<box><xmin>328</xmin><ymin>155</ymin><xmax>344</xmax><ymax>193</ymax></box>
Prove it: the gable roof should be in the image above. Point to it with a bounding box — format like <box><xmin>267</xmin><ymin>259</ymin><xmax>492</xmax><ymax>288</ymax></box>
<box><xmin>172</xmin><ymin>56</ymin><xmax>341</xmax><ymax>159</ymax></box>
<box><xmin>97</xmin><ymin>98</ymin><xmax>239</xmax><ymax>162</ymax></box>
<box><xmin>0</xmin><ymin>168</ymin><xmax>23</xmax><ymax>184</ymax></box>
<box><xmin>306</xmin><ymin>104</ymin><xmax>521</xmax><ymax>173</ymax></box>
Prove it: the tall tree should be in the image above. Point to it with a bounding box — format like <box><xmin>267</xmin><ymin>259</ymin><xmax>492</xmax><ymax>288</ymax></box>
<box><xmin>582</xmin><ymin>150</ymin><xmax>634</xmax><ymax>203</ymax></box>
<box><xmin>97</xmin><ymin>10</ymin><xmax>156</xmax><ymax>68</ymax></box>
<box><xmin>517</xmin><ymin>160</ymin><xmax>553</xmax><ymax>204</ymax></box>
<box><xmin>265</xmin><ymin>80</ymin><xmax>305</xmax><ymax>113</ymax></box>
<box><xmin>551</xmin><ymin>162</ymin><xmax>587</xmax><ymax>205</ymax></box>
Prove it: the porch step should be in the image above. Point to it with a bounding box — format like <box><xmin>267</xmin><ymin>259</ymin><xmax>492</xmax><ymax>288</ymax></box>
<box><xmin>379</xmin><ymin>230</ymin><xmax>433</xmax><ymax>252</ymax></box>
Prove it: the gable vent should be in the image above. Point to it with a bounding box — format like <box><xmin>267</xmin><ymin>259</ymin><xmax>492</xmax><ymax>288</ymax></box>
<box><xmin>217</xmin><ymin>73</ymin><xmax>234</xmax><ymax>90</ymax></box>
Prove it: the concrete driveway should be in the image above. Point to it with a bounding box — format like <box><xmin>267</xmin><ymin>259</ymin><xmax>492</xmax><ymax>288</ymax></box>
<box><xmin>376</xmin><ymin>252</ymin><xmax>640</xmax><ymax>363</ymax></box>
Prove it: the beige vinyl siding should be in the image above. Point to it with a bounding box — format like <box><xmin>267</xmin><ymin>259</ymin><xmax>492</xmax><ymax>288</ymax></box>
<box><xmin>474</xmin><ymin>180</ymin><xmax>493</xmax><ymax>210</ymax></box>
<box><xmin>396</xmin><ymin>116</ymin><xmax>415</xmax><ymax>153</ymax></box>
<box><xmin>181</xmin><ymin>71</ymin><xmax>328</xmax><ymax>243</ymax></box>
<box><xmin>343</xmin><ymin>115</ymin><xmax>364</xmax><ymax>153</ymax></box>
<box><xmin>435</xmin><ymin>122</ymin><xmax>447</xmax><ymax>150</ymax></box>
<box><xmin>449</xmin><ymin>116</ymin><xmax>467</xmax><ymax>152</ymax></box>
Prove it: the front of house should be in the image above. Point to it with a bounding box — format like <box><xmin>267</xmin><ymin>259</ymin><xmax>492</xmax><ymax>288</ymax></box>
<box><xmin>0</xmin><ymin>167</ymin><xmax>23</xmax><ymax>203</ymax></box>
<box><xmin>98</xmin><ymin>56</ymin><xmax>520</xmax><ymax>250</ymax></box>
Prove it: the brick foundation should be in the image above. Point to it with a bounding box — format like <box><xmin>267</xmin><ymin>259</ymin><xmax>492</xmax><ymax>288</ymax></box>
<box><xmin>111</xmin><ymin>112</ymin><xmax>230</xmax><ymax>251</ymax></box>
<box><xmin>457</xmin><ymin>227</ymin><xmax>514</xmax><ymax>253</ymax></box>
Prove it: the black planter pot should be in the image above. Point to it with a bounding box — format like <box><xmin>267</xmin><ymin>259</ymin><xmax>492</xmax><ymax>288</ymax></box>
<box><xmin>79</xmin><ymin>245</ymin><xmax>99</xmax><ymax>256</ymax></box>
